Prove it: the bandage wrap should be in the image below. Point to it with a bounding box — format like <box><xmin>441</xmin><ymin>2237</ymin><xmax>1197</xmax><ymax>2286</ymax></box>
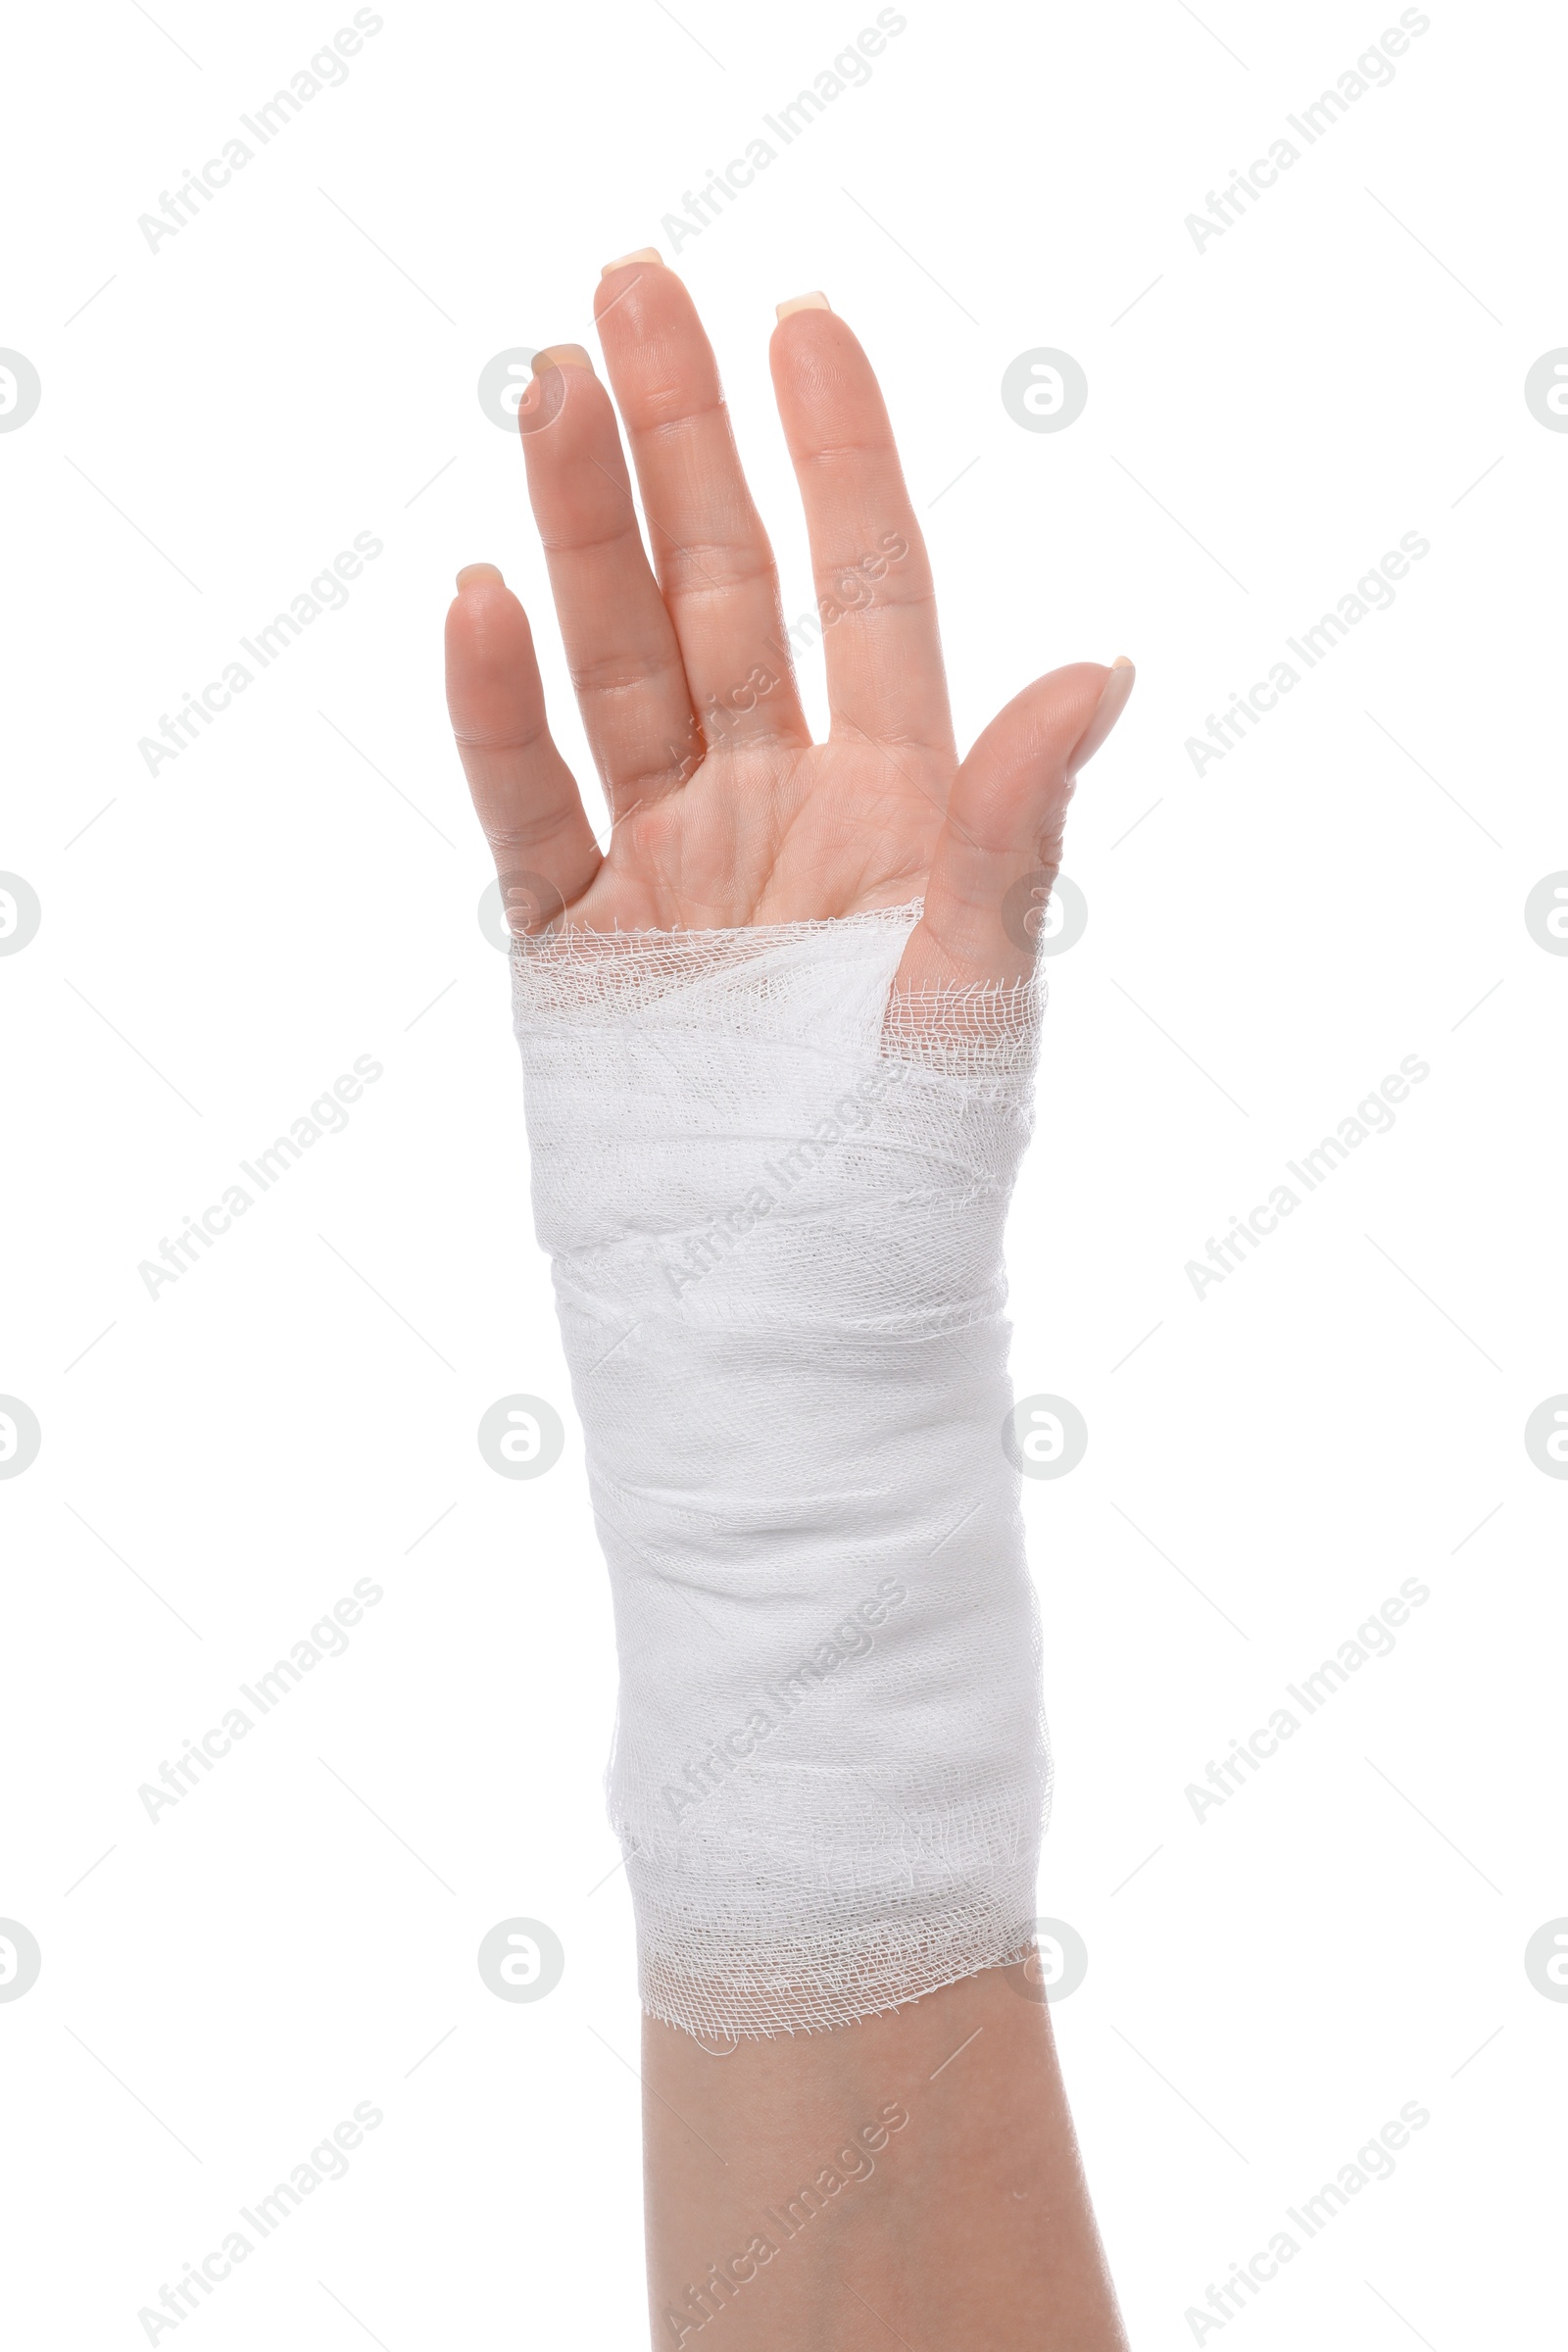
<box><xmin>512</xmin><ymin>904</ymin><xmax>1051</xmax><ymax>2038</ymax></box>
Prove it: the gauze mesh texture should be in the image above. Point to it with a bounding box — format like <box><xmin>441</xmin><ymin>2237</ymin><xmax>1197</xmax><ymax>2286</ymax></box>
<box><xmin>511</xmin><ymin>902</ymin><xmax>1052</xmax><ymax>2039</ymax></box>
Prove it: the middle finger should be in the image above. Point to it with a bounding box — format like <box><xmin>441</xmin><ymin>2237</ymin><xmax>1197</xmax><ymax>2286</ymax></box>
<box><xmin>593</xmin><ymin>257</ymin><xmax>811</xmax><ymax>761</ymax></box>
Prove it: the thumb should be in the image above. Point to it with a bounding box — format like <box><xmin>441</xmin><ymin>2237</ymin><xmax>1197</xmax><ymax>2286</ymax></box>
<box><xmin>899</xmin><ymin>658</ymin><xmax>1135</xmax><ymax>992</ymax></box>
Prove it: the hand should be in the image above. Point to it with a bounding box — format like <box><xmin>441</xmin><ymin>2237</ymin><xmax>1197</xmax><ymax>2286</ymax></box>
<box><xmin>445</xmin><ymin>259</ymin><xmax>1133</xmax><ymax>991</ymax></box>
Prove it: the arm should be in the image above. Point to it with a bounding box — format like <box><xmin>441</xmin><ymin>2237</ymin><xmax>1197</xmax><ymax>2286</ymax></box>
<box><xmin>644</xmin><ymin>1967</ymin><xmax>1126</xmax><ymax>2349</ymax></box>
<box><xmin>445</xmin><ymin>254</ymin><xmax>1133</xmax><ymax>2349</ymax></box>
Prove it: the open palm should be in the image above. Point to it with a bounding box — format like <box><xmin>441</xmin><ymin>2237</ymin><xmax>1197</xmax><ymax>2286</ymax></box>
<box><xmin>445</xmin><ymin>258</ymin><xmax>1132</xmax><ymax>991</ymax></box>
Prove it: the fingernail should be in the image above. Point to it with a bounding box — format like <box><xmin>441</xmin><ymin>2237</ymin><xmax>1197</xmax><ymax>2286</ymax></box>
<box><xmin>600</xmin><ymin>247</ymin><xmax>662</xmax><ymax>276</ymax></box>
<box><xmin>1067</xmin><ymin>659</ymin><xmax>1136</xmax><ymax>776</ymax></box>
<box><xmin>776</xmin><ymin>292</ymin><xmax>831</xmax><ymax>319</ymax></box>
<box><xmin>456</xmin><ymin>563</ymin><xmax>504</xmax><ymax>590</ymax></box>
<box><xmin>1094</xmin><ymin>657</ymin><xmax>1136</xmax><ymax>717</ymax></box>
<box><xmin>533</xmin><ymin>343</ymin><xmax>595</xmax><ymax>372</ymax></box>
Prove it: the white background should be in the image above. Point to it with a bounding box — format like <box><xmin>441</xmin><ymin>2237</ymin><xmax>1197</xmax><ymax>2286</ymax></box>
<box><xmin>3</xmin><ymin>0</ymin><xmax>1565</xmax><ymax>2344</ymax></box>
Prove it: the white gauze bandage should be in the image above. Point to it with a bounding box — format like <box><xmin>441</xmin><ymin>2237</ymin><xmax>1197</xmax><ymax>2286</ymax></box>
<box><xmin>512</xmin><ymin>902</ymin><xmax>1051</xmax><ymax>2039</ymax></box>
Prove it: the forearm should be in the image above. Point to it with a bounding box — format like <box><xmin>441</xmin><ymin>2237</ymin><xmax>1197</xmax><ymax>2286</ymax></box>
<box><xmin>514</xmin><ymin>908</ymin><xmax>1128</xmax><ymax>2344</ymax></box>
<box><xmin>643</xmin><ymin>1966</ymin><xmax>1128</xmax><ymax>2350</ymax></box>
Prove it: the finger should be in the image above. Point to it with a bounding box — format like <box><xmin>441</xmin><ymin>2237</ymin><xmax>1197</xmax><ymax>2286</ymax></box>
<box><xmin>592</xmin><ymin>257</ymin><xmax>810</xmax><ymax>757</ymax></box>
<box><xmin>769</xmin><ymin>298</ymin><xmax>954</xmax><ymax>760</ymax></box>
<box><xmin>515</xmin><ymin>345</ymin><xmax>704</xmax><ymax>817</ymax></box>
<box><xmin>444</xmin><ymin>564</ymin><xmax>603</xmax><ymax>931</ymax></box>
<box><xmin>900</xmin><ymin>660</ymin><xmax>1135</xmax><ymax>992</ymax></box>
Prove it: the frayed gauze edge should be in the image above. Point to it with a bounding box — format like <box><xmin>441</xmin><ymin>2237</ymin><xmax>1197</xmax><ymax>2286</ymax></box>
<box><xmin>512</xmin><ymin>903</ymin><xmax>1052</xmax><ymax>2038</ymax></box>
